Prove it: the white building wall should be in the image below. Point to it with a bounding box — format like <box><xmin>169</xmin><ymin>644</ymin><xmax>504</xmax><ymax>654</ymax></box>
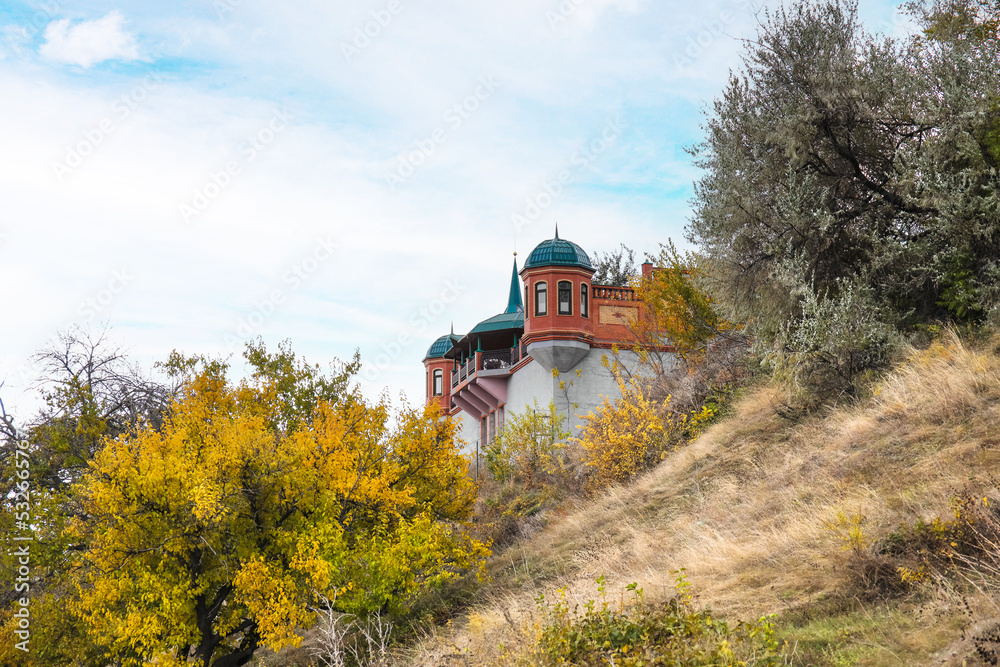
<box><xmin>453</xmin><ymin>409</ymin><xmax>481</xmax><ymax>456</ymax></box>
<box><xmin>504</xmin><ymin>347</ymin><xmax>657</xmax><ymax>438</ymax></box>
<box><xmin>450</xmin><ymin>347</ymin><xmax>669</xmax><ymax>461</ymax></box>
<box><xmin>505</xmin><ymin>355</ymin><xmax>557</xmax><ymax>419</ymax></box>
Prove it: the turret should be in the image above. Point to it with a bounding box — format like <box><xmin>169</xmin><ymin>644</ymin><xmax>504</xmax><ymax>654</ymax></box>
<box><xmin>423</xmin><ymin>327</ymin><xmax>460</xmax><ymax>411</ymax></box>
<box><xmin>519</xmin><ymin>227</ymin><xmax>595</xmax><ymax>373</ymax></box>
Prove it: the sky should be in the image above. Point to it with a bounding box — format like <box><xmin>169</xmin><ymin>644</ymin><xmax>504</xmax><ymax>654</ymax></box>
<box><xmin>0</xmin><ymin>0</ymin><xmax>914</xmax><ymax>421</ymax></box>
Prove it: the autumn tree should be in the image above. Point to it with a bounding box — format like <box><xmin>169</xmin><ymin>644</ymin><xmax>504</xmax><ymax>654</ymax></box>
<box><xmin>610</xmin><ymin>242</ymin><xmax>748</xmax><ymax>416</ymax></box>
<box><xmin>1</xmin><ymin>344</ymin><xmax>486</xmax><ymax>667</ymax></box>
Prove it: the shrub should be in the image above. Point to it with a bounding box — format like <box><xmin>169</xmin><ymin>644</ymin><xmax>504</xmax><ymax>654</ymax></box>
<box><xmin>531</xmin><ymin>574</ymin><xmax>785</xmax><ymax>666</ymax></box>
<box><xmin>824</xmin><ymin>509</ymin><xmax>907</xmax><ymax>597</ymax></box>
<box><xmin>766</xmin><ymin>282</ymin><xmax>900</xmax><ymax>404</ymax></box>
<box><xmin>575</xmin><ymin>375</ymin><xmax>669</xmax><ymax>489</ymax></box>
<box><xmin>484</xmin><ymin>400</ymin><xmax>569</xmax><ymax>485</ymax></box>
<box><xmin>473</xmin><ymin>484</ymin><xmax>559</xmax><ymax>549</ymax></box>
<box><xmin>575</xmin><ymin>368</ymin><xmax>727</xmax><ymax>491</ymax></box>
<box><xmin>828</xmin><ymin>480</ymin><xmax>1000</xmax><ymax>600</ymax></box>
<box><xmin>881</xmin><ymin>480</ymin><xmax>1000</xmax><ymax>586</ymax></box>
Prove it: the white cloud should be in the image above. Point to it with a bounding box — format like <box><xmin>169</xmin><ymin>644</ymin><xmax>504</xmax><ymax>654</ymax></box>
<box><xmin>40</xmin><ymin>11</ymin><xmax>140</xmax><ymax>68</ymax></box>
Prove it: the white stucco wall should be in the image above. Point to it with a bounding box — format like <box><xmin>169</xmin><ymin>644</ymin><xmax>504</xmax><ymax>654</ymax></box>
<box><xmin>504</xmin><ymin>347</ymin><xmax>659</xmax><ymax>438</ymax></box>
<box><xmin>505</xmin><ymin>354</ymin><xmax>558</xmax><ymax>419</ymax></box>
<box><xmin>450</xmin><ymin>346</ymin><xmax>671</xmax><ymax>459</ymax></box>
<box><xmin>453</xmin><ymin>409</ymin><xmax>481</xmax><ymax>456</ymax></box>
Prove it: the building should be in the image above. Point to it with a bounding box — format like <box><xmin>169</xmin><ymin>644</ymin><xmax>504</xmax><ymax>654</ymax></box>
<box><xmin>422</xmin><ymin>230</ymin><xmax>658</xmax><ymax>456</ymax></box>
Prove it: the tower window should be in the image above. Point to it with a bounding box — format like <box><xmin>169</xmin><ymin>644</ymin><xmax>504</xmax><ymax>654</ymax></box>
<box><xmin>558</xmin><ymin>281</ymin><xmax>572</xmax><ymax>315</ymax></box>
<box><xmin>581</xmin><ymin>283</ymin><xmax>589</xmax><ymax>318</ymax></box>
<box><xmin>535</xmin><ymin>281</ymin><xmax>548</xmax><ymax>316</ymax></box>
<box><xmin>525</xmin><ymin>286</ymin><xmax>529</xmax><ymax>318</ymax></box>
<box><xmin>432</xmin><ymin>369</ymin><xmax>443</xmax><ymax>396</ymax></box>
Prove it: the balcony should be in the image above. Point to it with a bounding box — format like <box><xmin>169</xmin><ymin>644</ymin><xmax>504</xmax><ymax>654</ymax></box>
<box><xmin>592</xmin><ymin>285</ymin><xmax>637</xmax><ymax>301</ymax></box>
<box><xmin>450</xmin><ymin>342</ymin><xmax>528</xmax><ymax>391</ymax></box>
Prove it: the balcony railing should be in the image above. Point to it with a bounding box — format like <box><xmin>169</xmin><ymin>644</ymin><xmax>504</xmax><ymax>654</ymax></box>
<box><xmin>481</xmin><ymin>350</ymin><xmax>511</xmax><ymax>370</ymax></box>
<box><xmin>592</xmin><ymin>286</ymin><xmax>637</xmax><ymax>301</ymax></box>
<box><xmin>448</xmin><ymin>344</ymin><xmax>530</xmax><ymax>390</ymax></box>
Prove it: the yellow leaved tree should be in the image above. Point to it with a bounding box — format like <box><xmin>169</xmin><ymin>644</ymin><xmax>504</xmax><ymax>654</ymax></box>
<box><xmin>34</xmin><ymin>344</ymin><xmax>486</xmax><ymax>667</ymax></box>
<box><xmin>579</xmin><ymin>243</ymin><xmax>744</xmax><ymax>491</ymax></box>
<box><xmin>575</xmin><ymin>363</ymin><xmax>723</xmax><ymax>491</ymax></box>
<box><xmin>629</xmin><ymin>241</ymin><xmax>737</xmax><ymax>370</ymax></box>
<box><xmin>576</xmin><ymin>371</ymin><xmax>668</xmax><ymax>489</ymax></box>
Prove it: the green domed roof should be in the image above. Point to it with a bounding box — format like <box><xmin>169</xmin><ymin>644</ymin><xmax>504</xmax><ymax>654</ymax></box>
<box><xmin>423</xmin><ymin>333</ymin><xmax>460</xmax><ymax>361</ymax></box>
<box><xmin>523</xmin><ymin>229</ymin><xmax>593</xmax><ymax>271</ymax></box>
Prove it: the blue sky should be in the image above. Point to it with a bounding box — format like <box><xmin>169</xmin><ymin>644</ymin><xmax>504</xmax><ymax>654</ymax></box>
<box><xmin>0</xmin><ymin>0</ymin><xmax>913</xmax><ymax>419</ymax></box>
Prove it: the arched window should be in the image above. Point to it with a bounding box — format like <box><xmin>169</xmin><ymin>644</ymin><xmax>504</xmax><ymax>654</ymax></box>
<box><xmin>558</xmin><ymin>281</ymin><xmax>572</xmax><ymax>315</ymax></box>
<box><xmin>581</xmin><ymin>283</ymin><xmax>589</xmax><ymax>318</ymax></box>
<box><xmin>524</xmin><ymin>286</ymin><xmax>529</xmax><ymax>317</ymax></box>
<box><xmin>535</xmin><ymin>281</ymin><xmax>548</xmax><ymax>316</ymax></box>
<box><xmin>433</xmin><ymin>369</ymin><xmax>443</xmax><ymax>396</ymax></box>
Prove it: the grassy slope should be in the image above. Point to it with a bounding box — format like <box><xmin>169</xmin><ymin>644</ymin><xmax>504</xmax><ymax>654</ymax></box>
<box><xmin>406</xmin><ymin>333</ymin><xmax>1000</xmax><ymax>666</ymax></box>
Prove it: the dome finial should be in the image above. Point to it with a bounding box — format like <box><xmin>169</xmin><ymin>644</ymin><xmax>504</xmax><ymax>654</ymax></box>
<box><xmin>450</xmin><ymin>321</ymin><xmax>454</xmax><ymax>335</ymax></box>
<box><xmin>554</xmin><ymin>222</ymin><xmax>559</xmax><ymax>240</ymax></box>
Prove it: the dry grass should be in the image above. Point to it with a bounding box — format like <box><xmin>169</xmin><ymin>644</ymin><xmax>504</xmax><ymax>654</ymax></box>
<box><xmin>398</xmin><ymin>332</ymin><xmax>1000</xmax><ymax>666</ymax></box>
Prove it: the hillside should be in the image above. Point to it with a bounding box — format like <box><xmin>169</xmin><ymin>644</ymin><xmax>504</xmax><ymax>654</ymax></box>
<box><xmin>399</xmin><ymin>332</ymin><xmax>1000</xmax><ymax>666</ymax></box>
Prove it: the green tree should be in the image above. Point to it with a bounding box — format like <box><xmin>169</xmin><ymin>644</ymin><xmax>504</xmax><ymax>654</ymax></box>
<box><xmin>687</xmin><ymin>0</ymin><xmax>1000</xmax><ymax>394</ymax></box>
<box><xmin>0</xmin><ymin>328</ymin><xmax>179</xmax><ymax>662</ymax></box>
<box><xmin>591</xmin><ymin>244</ymin><xmax>638</xmax><ymax>286</ymax></box>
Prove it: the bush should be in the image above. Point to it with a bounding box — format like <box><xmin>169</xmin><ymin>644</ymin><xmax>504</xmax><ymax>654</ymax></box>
<box><xmin>824</xmin><ymin>509</ymin><xmax>908</xmax><ymax>598</ymax></box>
<box><xmin>531</xmin><ymin>574</ymin><xmax>785</xmax><ymax>666</ymax></box>
<box><xmin>484</xmin><ymin>400</ymin><xmax>569</xmax><ymax>485</ymax></box>
<box><xmin>575</xmin><ymin>369</ymin><xmax>726</xmax><ymax>491</ymax></box>
<box><xmin>472</xmin><ymin>483</ymin><xmax>559</xmax><ymax>549</ymax></box>
<box><xmin>882</xmin><ymin>480</ymin><xmax>1000</xmax><ymax>588</ymax></box>
<box><xmin>827</xmin><ymin>479</ymin><xmax>1000</xmax><ymax>600</ymax></box>
<box><xmin>575</xmin><ymin>375</ymin><xmax>669</xmax><ymax>489</ymax></box>
<box><xmin>766</xmin><ymin>282</ymin><xmax>899</xmax><ymax>404</ymax></box>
